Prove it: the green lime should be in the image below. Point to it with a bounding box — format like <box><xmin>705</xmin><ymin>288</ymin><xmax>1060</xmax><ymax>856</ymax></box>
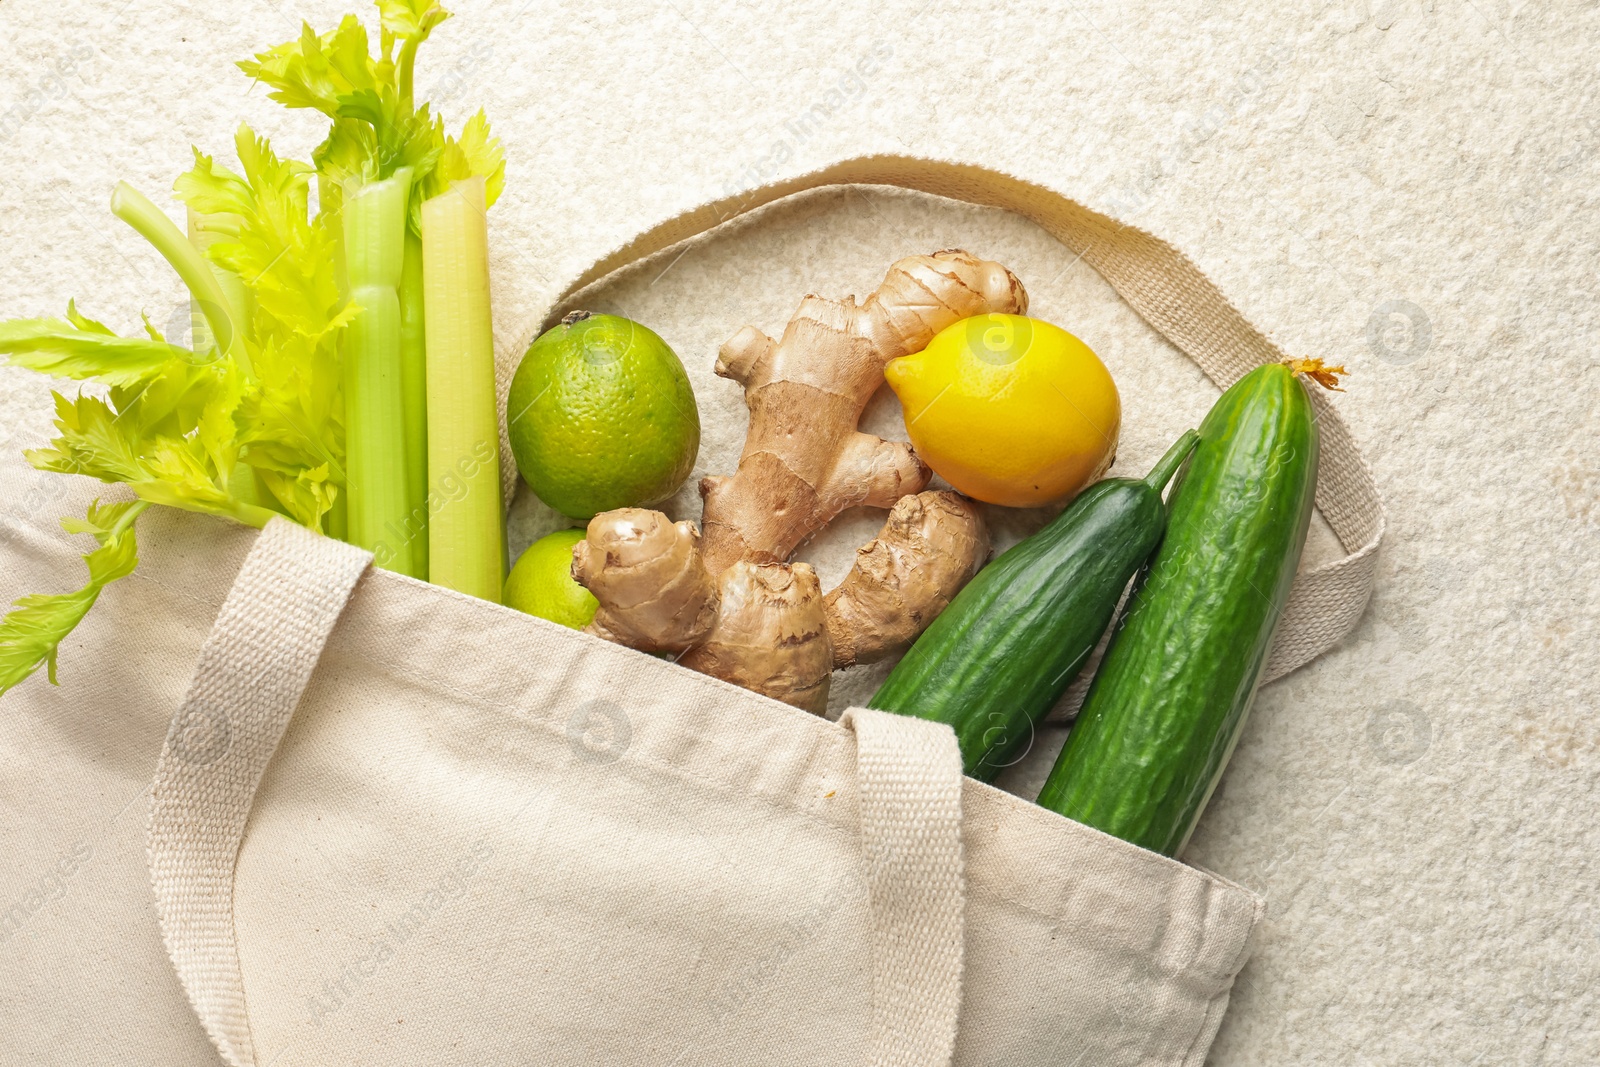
<box><xmin>507</xmin><ymin>311</ymin><xmax>700</xmax><ymax>519</ymax></box>
<box><xmin>504</xmin><ymin>528</ymin><xmax>599</xmax><ymax>629</ymax></box>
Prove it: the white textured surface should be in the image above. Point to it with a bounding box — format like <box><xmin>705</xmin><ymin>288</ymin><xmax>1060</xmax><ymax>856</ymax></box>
<box><xmin>0</xmin><ymin>1</ymin><xmax>1596</xmax><ymax>1063</ymax></box>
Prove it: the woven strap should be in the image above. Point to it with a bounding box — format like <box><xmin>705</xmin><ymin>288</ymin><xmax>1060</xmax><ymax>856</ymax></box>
<box><xmin>840</xmin><ymin>707</ymin><xmax>967</xmax><ymax>1067</ymax></box>
<box><xmin>147</xmin><ymin>519</ymin><xmax>372</xmax><ymax>1067</ymax></box>
<box><xmin>147</xmin><ymin>522</ymin><xmax>969</xmax><ymax>1067</ymax></box>
<box><xmin>515</xmin><ymin>156</ymin><xmax>1385</xmax><ymax>681</ymax></box>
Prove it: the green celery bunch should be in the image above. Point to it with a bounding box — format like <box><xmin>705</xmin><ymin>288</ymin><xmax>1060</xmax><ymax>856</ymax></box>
<box><xmin>241</xmin><ymin>0</ymin><xmax>505</xmax><ymax>578</ymax></box>
<box><xmin>0</xmin><ymin>0</ymin><xmax>507</xmax><ymax>697</ymax></box>
<box><xmin>0</xmin><ymin>129</ymin><xmax>351</xmax><ymax>696</ymax></box>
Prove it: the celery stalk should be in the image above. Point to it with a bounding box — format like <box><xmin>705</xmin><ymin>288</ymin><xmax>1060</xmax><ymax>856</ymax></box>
<box><xmin>421</xmin><ymin>176</ymin><xmax>504</xmax><ymax>601</ymax></box>
<box><xmin>185</xmin><ymin>206</ymin><xmax>252</xmax><ymax>353</ymax></box>
<box><xmin>318</xmin><ymin>173</ymin><xmax>350</xmax><ymax>540</ymax></box>
<box><xmin>112</xmin><ymin>185</ymin><xmax>279</xmax><ymax>519</ymax></box>
<box><xmin>326</xmin><ymin>489</ymin><xmax>348</xmax><ymax>541</ymax></box>
<box><xmin>110</xmin><ymin>183</ymin><xmax>246</xmax><ymax>371</ymax></box>
<box><xmin>342</xmin><ymin>168</ymin><xmax>422</xmax><ymax>577</ymax></box>
<box><xmin>188</xmin><ymin>205</ymin><xmax>280</xmax><ymax>516</ymax></box>
<box><xmin>399</xmin><ymin>229</ymin><xmax>429</xmax><ymax>579</ymax></box>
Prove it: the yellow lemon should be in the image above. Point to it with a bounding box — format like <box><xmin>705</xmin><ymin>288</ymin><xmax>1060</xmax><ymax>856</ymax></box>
<box><xmin>885</xmin><ymin>314</ymin><xmax>1120</xmax><ymax>508</ymax></box>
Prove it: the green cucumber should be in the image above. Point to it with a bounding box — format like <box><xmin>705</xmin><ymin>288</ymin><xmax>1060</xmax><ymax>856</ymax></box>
<box><xmin>1037</xmin><ymin>362</ymin><xmax>1321</xmax><ymax>855</ymax></box>
<box><xmin>869</xmin><ymin>430</ymin><xmax>1199</xmax><ymax>781</ymax></box>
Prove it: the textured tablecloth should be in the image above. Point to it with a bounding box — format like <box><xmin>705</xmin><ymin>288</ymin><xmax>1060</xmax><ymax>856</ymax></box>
<box><xmin>0</xmin><ymin>1</ymin><xmax>1595</xmax><ymax>1063</ymax></box>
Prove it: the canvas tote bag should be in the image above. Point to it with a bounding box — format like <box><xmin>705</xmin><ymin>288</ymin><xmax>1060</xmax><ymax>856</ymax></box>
<box><xmin>0</xmin><ymin>157</ymin><xmax>1383</xmax><ymax>1067</ymax></box>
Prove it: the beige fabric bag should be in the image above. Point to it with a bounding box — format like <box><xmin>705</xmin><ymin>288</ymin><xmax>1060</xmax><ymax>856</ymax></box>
<box><xmin>0</xmin><ymin>159</ymin><xmax>1382</xmax><ymax>1066</ymax></box>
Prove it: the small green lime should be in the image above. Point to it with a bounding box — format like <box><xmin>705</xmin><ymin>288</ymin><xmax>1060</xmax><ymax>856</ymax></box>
<box><xmin>507</xmin><ymin>311</ymin><xmax>700</xmax><ymax>519</ymax></box>
<box><xmin>504</xmin><ymin>528</ymin><xmax>598</xmax><ymax>630</ymax></box>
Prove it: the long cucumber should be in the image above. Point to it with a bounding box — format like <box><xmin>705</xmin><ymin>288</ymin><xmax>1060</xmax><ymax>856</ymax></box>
<box><xmin>870</xmin><ymin>430</ymin><xmax>1198</xmax><ymax>780</ymax></box>
<box><xmin>1037</xmin><ymin>361</ymin><xmax>1322</xmax><ymax>855</ymax></box>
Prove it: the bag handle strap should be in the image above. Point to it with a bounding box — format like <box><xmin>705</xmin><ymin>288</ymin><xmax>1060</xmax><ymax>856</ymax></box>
<box><xmin>147</xmin><ymin>520</ymin><xmax>969</xmax><ymax>1067</ymax></box>
<box><xmin>512</xmin><ymin>156</ymin><xmax>1385</xmax><ymax>681</ymax></box>
<box><xmin>840</xmin><ymin>707</ymin><xmax>966</xmax><ymax>1067</ymax></box>
<box><xmin>147</xmin><ymin>518</ymin><xmax>371</xmax><ymax>1067</ymax></box>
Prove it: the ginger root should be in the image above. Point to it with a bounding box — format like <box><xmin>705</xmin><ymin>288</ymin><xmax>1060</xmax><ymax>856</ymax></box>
<box><xmin>573</xmin><ymin>250</ymin><xmax>1022</xmax><ymax>712</ymax></box>
<box><xmin>677</xmin><ymin>562</ymin><xmax>833</xmax><ymax>713</ymax></box>
<box><xmin>575</xmin><ymin>492</ymin><xmax>985</xmax><ymax>713</ymax></box>
<box><xmin>572</xmin><ymin>510</ymin><xmax>719</xmax><ymax>652</ymax></box>
<box><xmin>824</xmin><ymin>491</ymin><xmax>988</xmax><ymax>669</ymax></box>
<box><xmin>698</xmin><ymin>249</ymin><xmax>1025</xmax><ymax>575</ymax></box>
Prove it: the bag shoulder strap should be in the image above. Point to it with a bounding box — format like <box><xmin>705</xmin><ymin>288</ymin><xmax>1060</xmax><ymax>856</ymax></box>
<box><xmin>146</xmin><ymin>518</ymin><xmax>371</xmax><ymax>1067</ymax></box>
<box><xmin>841</xmin><ymin>707</ymin><xmax>966</xmax><ymax>1067</ymax></box>
<box><xmin>147</xmin><ymin>520</ymin><xmax>969</xmax><ymax>1067</ymax></box>
<box><xmin>515</xmin><ymin>156</ymin><xmax>1384</xmax><ymax>681</ymax></box>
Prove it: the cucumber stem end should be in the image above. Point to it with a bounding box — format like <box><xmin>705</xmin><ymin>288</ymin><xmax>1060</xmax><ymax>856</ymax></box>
<box><xmin>1144</xmin><ymin>429</ymin><xmax>1200</xmax><ymax>492</ymax></box>
<box><xmin>1281</xmin><ymin>356</ymin><xmax>1347</xmax><ymax>391</ymax></box>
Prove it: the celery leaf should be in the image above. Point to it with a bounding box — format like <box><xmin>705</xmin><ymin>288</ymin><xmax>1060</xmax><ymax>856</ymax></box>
<box><xmin>238</xmin><ymin>17</ymin><xmax>375</xmax><ymax>119</ymax></box>
<box><xmin>176</xmin><ymin>125</ymin><xmax>351</xmax><ymax>532</ymax></box>
<box><xmin>0</xmin><ymin>499</ymin><xmax>145</xmax><ymax>696</ymax></box>
<box><xmin>0</xmin><ymin>315</ymin><xmax>198</xmax><ymax>387</ymax></box>
<box><xmin>378</xmin><ymin>0</ymin><xmax>450</xmax><ymax>40</ymax></box>
<box><xmin>427</xmin><ymin>108</ymin><xmax>505</xmax><ymax>208</ymax></box>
